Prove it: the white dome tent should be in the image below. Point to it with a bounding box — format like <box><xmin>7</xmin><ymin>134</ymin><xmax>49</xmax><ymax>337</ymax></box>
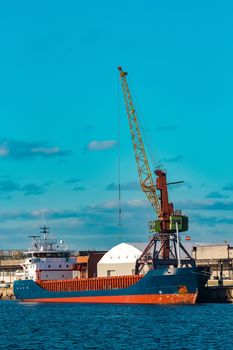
<box><xmin>97</xmin><ymin>243</ymin><xmax>142</xmax><ymax>277</ymax></box>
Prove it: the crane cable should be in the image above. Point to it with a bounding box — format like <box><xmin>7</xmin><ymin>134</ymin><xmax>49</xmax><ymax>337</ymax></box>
<box><xmin>117</xmin><ymin>76</ymin><xmax>122</xmax><ymax>227</ymax></box>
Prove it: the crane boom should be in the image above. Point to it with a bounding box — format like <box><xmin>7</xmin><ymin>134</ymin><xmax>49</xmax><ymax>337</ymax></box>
<box><xmin>118</xmin><ymin>67</ymin><xmax>162</xmax><ymax>218</ymax></box>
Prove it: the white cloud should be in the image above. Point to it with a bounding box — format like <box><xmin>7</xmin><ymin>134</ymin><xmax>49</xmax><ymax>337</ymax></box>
<box><xmin>0</xmin><ymin>139</ymin><xmax>71</xmax><ymax>159</ymax></box>
<box><xmin>31</xmin><ymin>147</ymin><xmax>61</xmax><ymax>155</ymax></box>
<box><xmin>126</xmin><ymin>199</ymin><xmax>148</xmax><ymax>208</ymax></box>
<box><xmin>0</xmin><ymin>146</ymin><xmax>9</xmax><ymax>157</ymax></box>
<box><xmin>87</xmin><ymin>140</ymin><xmax>117</xmax><ymax>151</ymax></box>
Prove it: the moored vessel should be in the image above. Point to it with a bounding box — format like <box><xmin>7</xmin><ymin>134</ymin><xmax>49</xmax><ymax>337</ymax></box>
<box><xmin>14</xmin><ymin>266</ymin><xmax>208</xmax><ymax>304</ymax></box>
<box><xmin>13</xmin><ymin>227</ymin><xmax>210</xmax><ymax>304</ymax></box>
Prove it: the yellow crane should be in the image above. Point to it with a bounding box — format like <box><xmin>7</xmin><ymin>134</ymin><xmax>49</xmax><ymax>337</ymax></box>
<box><xmin>118</xmin><ymin>67</ymin><xmax>162</xmax><ymax>218</ymax></box>
<box><xmin>118</xmin><ymin>66</ymin><xmax>188</xmax><ymax>263</ymax></box>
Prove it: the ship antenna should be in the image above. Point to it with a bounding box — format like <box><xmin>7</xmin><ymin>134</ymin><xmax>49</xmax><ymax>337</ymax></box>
<box><xmin>40</xmin><ymin>199</ymin><xmax>49</xmax><ymax>239</ymax></box>
<box><xmin>41</xmin><ymin>199</ymin><xmax>45</xmax><ymax>227</ymax></box>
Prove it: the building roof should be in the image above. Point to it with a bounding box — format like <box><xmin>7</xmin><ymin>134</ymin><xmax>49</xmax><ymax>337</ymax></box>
<box><xmin>98</xmin><ymin>243</ymin><xmax>142</xmax><ymax>264</ymax></box>
<box><xmin>194</xmin><ymin>243</ymin><xmax>229</xmax><ymax>247</ymax></box>
<box><xmin>77</xmin><ymin>256</ymin><xmax>89</xmax><ymax>264</ymax></box>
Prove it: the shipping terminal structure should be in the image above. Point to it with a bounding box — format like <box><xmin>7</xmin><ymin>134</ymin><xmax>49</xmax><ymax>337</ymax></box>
<box><xmin>14</xmin><ymin>68</ymin><xmax>210</xmax><ymax>304</ymax></box>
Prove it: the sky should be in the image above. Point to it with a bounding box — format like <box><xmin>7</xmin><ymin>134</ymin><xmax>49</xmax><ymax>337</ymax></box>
<box><xmin>0</xmin><ymin>0</ymin><xmax>233</xmax><ymax>250</ymax></box>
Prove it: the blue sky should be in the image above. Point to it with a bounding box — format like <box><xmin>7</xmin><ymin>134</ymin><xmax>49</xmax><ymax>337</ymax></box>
<box><xmin>0</xmin><ymin>1</ymin><xmax>233</xmax><ymax>249</ymax></box>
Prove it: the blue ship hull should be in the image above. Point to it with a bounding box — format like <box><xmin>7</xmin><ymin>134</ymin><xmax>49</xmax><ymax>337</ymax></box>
<box><xmin>14</xmin><ymin>266</ymin><xmax>209</xmax><ymax>304</ymax></box>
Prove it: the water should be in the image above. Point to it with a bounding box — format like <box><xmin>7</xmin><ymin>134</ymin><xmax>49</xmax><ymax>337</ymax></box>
<box><xmin>1</xmin><ymin>301</ymin><xmax>233</xmax><ymax>350</ymax></box>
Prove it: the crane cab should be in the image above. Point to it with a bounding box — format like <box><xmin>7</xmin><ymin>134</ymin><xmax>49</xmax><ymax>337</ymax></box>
<box><xmin>149</xmin><ymin>215</ymin><xmax>189</xmax><ymax>233</ymax></box>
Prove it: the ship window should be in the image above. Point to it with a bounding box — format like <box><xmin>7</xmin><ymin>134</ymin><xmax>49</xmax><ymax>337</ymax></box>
<box><xmin>59</xmin><ymin>265</ymin><xmax>61</xmax><ymax>268</ymax></box>
<box><xmin>48</xmin><ymin>265</ymin><xmax>51</xmax><ymax>268</ymax></box>
<box><xmin>66</xmin><ymin>265</ymin><xmax>69</xmax><ymax>268</ymax></box>
<box><xmin>107</xmin><ymin>270</ymin><xmax>115</xmax><ymax>277</ymax></box>
<box><xmin>62</xmin><ymin>274</ymin><xmax>64</xmax><ymax>278</ymax></box>
<box><xmin>46</xmin><ymin>275</ymin><xmax>48</xmax><ymax>278</ymax></box>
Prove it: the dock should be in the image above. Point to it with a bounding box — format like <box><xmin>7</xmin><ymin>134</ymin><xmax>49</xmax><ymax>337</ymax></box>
<box><xmin>198</xmin><ymin>284</ymin><xmax>233</xmax><ymax>303</ymax></box>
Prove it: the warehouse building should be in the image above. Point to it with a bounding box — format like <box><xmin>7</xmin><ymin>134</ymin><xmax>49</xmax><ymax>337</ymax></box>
<box><xmin>192</xmin><ymin>243</ymin><xmax>233</xmax><ymax>281</ymax></box>
<box><xmin>75</xmin><ymin>250</ymin><xmax>106</xmax><ymax>278</ymax></box>
<box><xmin>97</xmin><ymin>243</ymin><xmax>143</xmax><ymax>277</ymax></box>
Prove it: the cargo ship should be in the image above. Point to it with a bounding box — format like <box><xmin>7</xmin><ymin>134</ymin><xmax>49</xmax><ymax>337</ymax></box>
<box><xmin>13</xmin><ymin>227</ymin><xmax>210</xmax><ymax>304</ymax></box>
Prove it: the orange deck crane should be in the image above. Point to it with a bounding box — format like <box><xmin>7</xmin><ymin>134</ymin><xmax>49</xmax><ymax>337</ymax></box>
<box><xmin>118</xmin><ymin>67</ymin><xmax>190</xmax><ymax>270</ymax></box>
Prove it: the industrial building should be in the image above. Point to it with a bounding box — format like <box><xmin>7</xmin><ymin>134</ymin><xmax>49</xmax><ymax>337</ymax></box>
<box><xmin>0</xmin><ymin>251</ymin><xmax>24</xmax><ymax>298</ymax></box>
<box><xmin>192</xmin><ymin>243</ymin><xmax>233</xmax><ymax>282</ymax></box>
<box><xmin>97</xmin><ymin>243</ymin><xmax>142</xmax><ymax>277</ymax></box>
<box><xmin>76</xmin><ymin>250</ymin><xmax>106</xmax><ymax>278</ymax></box>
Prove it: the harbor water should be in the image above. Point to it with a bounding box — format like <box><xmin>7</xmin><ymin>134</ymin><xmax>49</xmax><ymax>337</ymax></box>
<box><xmin>1</xmin><ymin>301</ymin><xmax>233</xmax><ymax>349</ymax></box>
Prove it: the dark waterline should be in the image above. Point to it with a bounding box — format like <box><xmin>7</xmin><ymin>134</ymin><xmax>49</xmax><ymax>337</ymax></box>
<box><xmin>1</xmin><ymin>301</ymin><xmax>233</xmax><ymax>350</ymax></box>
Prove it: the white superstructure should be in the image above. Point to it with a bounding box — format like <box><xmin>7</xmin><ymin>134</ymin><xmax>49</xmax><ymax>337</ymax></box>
<box><xmin>18</xmin><ymin>227</ymin><xmax>76</xmax><ymax>281</ymax></box>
